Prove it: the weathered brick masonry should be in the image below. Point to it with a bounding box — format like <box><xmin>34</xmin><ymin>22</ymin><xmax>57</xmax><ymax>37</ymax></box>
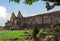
<box><xmin>5</xmin><ymin>11</ymin><xmax>60</xmax><ymax>30</ymax></box>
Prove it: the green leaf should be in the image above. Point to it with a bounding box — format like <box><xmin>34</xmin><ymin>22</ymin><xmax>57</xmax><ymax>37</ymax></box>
<box><xmin>9</xmin><ymin>0</ymin><xmax>20</xmax><ymax>3</ymax></box>
<box><xmin>24</xmin><ymin>0</ymin><xmax>39</xmax><ymax>5</ymax></box>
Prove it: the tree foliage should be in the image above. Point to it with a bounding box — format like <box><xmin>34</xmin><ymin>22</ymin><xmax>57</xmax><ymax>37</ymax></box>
<box><xmin>9</xmin><ymin>0</ymin><xmax>20</xmax><ymax>3</ymax></box>
<box><xmin>9</xmin><ymin>0</ymin><xmax>39</xmax><ymax>5</ymax></box>
<box><xmin>9</xmin><ymin>0</ymin><xmax>60</xmax><ymax>10</ymax></box>
<box><xmin>43</xmin><ymin>0</ymin><xmax>60</xmax><ymax>10</ymax></box>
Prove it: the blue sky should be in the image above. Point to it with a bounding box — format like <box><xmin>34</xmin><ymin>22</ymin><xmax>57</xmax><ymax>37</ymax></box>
<box><xmin>0</xmin><ymin>0</ymin><xmax>60</xmax><ymax>26</ymax></box>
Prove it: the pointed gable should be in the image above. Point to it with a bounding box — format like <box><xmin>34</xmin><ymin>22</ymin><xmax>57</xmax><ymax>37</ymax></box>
<box><xmin>17</xmin><ymin>11</ymin><xmax>23</xmax><ymax>18</ymax></box>
<box><xmin>10</xmin><ymin>12</ymin><xmax>16</xmax><ymax>18</ymax></box>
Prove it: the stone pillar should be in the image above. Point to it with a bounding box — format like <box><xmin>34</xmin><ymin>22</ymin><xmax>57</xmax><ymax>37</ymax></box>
<box><xmin>42</xmin><ymin>15</ymin><xmax>44</xmax><ymax>27</ymax></box>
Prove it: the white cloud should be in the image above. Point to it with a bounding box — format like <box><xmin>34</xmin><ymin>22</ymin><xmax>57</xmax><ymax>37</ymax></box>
<box><xmin>0</xmin><ymin>6</ymin><xmax>7</xmax><ymax>19</ymax></box>
<box><xmin>0</xmin><ymin>6</ymin><xmax>10</xmax><ymax>26</ymax></box>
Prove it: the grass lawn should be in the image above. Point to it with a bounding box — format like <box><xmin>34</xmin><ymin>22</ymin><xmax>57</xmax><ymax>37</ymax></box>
<box><xmin>0</xmin><ymin>29</ymin><xmax>47</xmax><ymax>41</ymax></box>
<box><xmin>0</xmin><ymin>30</ymin><xmax>32</xmax><ymax>40</ymax></box>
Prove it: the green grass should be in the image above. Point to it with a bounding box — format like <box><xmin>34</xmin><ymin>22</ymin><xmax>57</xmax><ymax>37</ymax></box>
<box><xmin>0</xmin><ymin>30</ymin><xmax>32</xmax><ymax>40</ymax></box>
<box><xmin>0</xmin><ymin>29</ymin><xmax>47</xmax><ymax>41</ymax></box>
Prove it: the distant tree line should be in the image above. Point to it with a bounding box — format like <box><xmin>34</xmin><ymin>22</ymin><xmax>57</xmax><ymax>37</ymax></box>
<box><xmin>0</xmin><ymin>26</ymin><xmax>5</xmax><ymax>30</ymax></box>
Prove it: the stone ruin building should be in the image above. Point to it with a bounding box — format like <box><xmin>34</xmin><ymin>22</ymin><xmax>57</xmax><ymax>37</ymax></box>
<box><xmin>5</xmin><ymin>11</ymin><xmax>60</xmax><ymax>30</ymax></box>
